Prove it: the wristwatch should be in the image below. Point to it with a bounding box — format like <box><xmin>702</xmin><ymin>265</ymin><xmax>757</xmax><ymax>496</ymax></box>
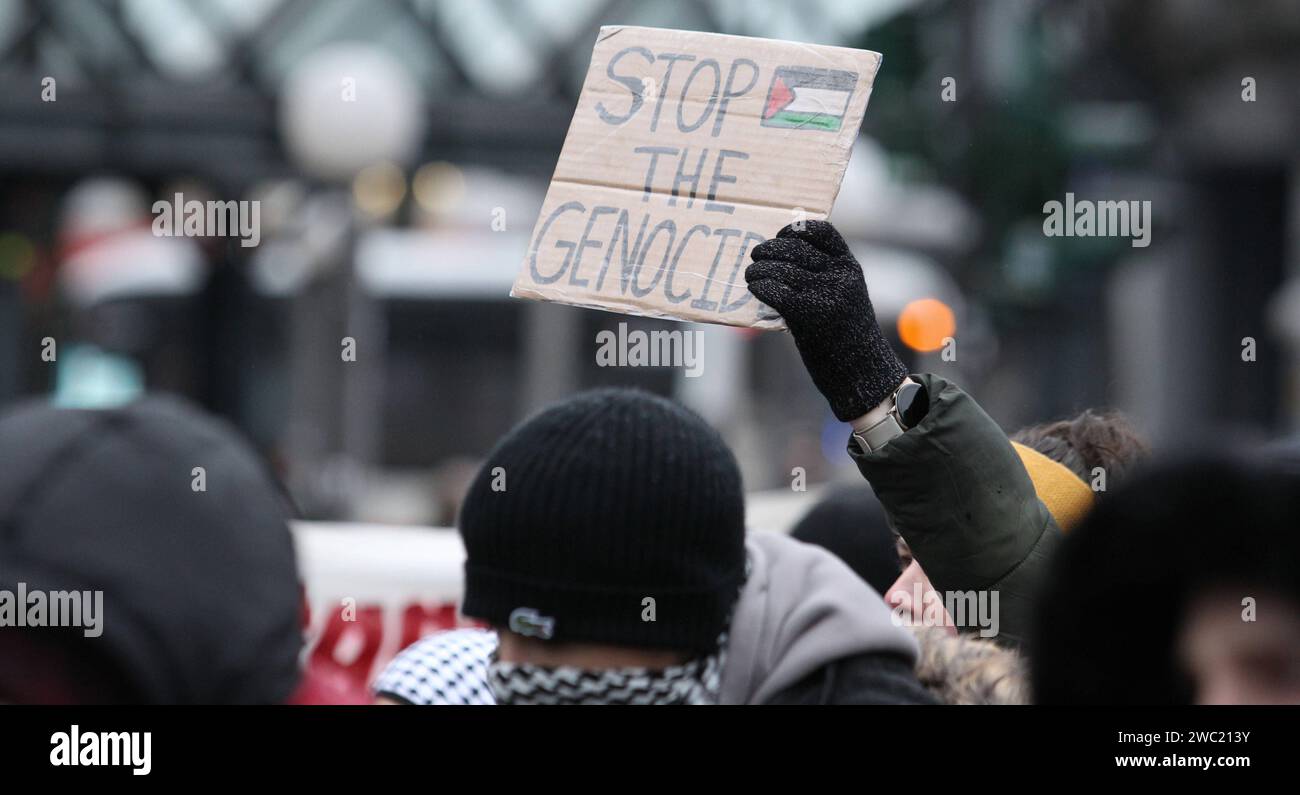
<box><xmin>851</xmin><ymin>379</ymin><xmax>929</xmax><ymax>453</ymax></box>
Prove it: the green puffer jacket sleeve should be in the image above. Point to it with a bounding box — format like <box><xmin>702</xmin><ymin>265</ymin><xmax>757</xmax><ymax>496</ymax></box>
<box><xmin>846</xmin><ymin>373</ymin><xmax>1062</xmax><ymax>649</ymax></box>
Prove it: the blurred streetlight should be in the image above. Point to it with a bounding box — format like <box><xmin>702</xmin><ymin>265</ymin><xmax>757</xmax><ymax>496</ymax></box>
<box><xmin>276</xmin><ymin>43</ymin><xmax>425</xmax><ymax>518</ymax></box>
<box><xmin>279</xmin><ymin>43</ymin><xmax>425</xmax><ymax>182</ymax></box>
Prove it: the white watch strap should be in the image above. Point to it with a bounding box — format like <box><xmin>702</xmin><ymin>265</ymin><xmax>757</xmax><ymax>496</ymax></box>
<box><xmin>853</xmin><ymin>412</ymin><xmax>905</xmax><ymax>452</ymax></box>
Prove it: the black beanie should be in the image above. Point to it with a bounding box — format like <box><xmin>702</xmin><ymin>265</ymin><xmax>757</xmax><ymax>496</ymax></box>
<box><xmin>459</xmin><ymin>388</ymin><xmax>746</xmax><ymax>654</ymax></box>
<box><xmin>1030</xmin><ymin>455</ymin><xmax>1300</xmax><ymax>704</ymax></box>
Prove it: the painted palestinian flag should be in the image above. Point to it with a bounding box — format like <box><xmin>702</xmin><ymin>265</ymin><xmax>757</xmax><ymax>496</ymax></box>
<box><xmin>761</xmin><ymin>66</ymin><xmax>858</xmax><ymax>132</ymax></box>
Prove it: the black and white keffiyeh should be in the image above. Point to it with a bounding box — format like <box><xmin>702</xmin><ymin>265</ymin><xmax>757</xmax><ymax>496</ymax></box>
<box><xmin>374</xmin><ymin>571</ymin><xmax>745</xmax><ymax>706</ymax></box>
<box><xmin>487</xmin><ymin>642</ymin><xmax>725</xmax><ymax>705</ymax></box>
<box><xmin>372</xmin><ymin>627</ymin><xmax>726</xmax><ymax>705</ymax></box>
<box><xmin>372</xmin><ymin>628</ymin><xmax>498</xmax><ymax>705</ymax></box>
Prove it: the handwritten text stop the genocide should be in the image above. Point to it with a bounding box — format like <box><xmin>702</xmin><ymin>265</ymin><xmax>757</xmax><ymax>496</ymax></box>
<box><xmin>527</xmin><ymin>46</ymin><xmax>768</xmax><ymax>316</ymax></box>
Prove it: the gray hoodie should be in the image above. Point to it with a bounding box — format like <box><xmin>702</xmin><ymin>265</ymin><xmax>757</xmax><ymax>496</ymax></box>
<box><xmin>719</xmin><ymin>532</ymin><xmax>919</xmax><ymax>705</ymax></box>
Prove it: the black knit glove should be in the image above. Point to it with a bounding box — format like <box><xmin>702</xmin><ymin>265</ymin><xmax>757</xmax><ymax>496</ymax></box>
<box><xmin>746</xmin><ymin>220</ymin><xmax>908</xmax><ymax>422</ymax></box>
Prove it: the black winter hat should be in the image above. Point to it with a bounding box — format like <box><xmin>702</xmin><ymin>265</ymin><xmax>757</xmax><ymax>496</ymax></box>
<box><xmin>0</xmin><ymin>396</ymin><xmax>302</xmax><ymax>704</ymax></box>
<box><xmin>1031</xmin><ymin>455</ymin><xmax>1300</xmax><ymax>705</ymax></box>
<box><xmin>459</xmin><ymin>388</ymin><xmax>747</xmax><ymax>653</ymax></box>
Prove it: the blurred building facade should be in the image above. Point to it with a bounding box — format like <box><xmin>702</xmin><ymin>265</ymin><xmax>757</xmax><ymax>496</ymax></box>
<box><xmin>0</xmin><ymin>0</ymin><xmax>1296</xmax><ymax>522</ymax></box>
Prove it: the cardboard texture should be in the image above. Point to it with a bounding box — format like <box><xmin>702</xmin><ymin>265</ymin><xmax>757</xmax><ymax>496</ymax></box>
<box><xmin>511</xmin><ymin>26</ymin><xmax>882</xmax><ymax>329</ymax></box>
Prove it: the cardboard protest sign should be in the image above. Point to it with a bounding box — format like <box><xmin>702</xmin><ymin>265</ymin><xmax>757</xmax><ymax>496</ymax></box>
<box><xmin>512</xmin><ymin>26</ymin><xmax>882</xmax><ymax>329</ymax></box>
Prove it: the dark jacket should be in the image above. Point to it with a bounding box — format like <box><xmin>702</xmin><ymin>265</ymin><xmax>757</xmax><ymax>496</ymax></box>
<box><xmin>847</xmin><ymin>373</ymin><xmax>1063</xmax><ymax>649</ymax></box>
<box><xmin>766</xmin><ymin>652</ymin><xmax>937</xmax><ymax>704</ymax></box>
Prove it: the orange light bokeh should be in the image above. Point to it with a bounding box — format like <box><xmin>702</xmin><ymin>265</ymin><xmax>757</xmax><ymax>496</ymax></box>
<box><xmin>897</xmin><ymin>298</ymin><xmax>956</xmax><ymax>353</ymax></box>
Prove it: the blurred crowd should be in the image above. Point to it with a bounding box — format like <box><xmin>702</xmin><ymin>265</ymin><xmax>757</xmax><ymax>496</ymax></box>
<box><xmin>1</xmin><ymin>0</ymin><xmax>1298</xmax><ymax>709</ymax></box>
<box><xmin>3</xmin><ymin>220</ymin><xmax>1297</xmax><ymax>706</ymax></box>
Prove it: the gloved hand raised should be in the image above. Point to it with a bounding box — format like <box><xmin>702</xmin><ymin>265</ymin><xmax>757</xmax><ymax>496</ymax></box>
<box><xmin>745</xmin><ymin>220</ymin><xmax>908</xmax><ymax>422</ymax></box>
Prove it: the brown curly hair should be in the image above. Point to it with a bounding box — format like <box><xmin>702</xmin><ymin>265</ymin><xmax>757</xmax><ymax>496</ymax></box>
<box><xmin>1011</xmin><ymin>409</ymin><xmax>1149</xmax><ymax>491</ymax></box>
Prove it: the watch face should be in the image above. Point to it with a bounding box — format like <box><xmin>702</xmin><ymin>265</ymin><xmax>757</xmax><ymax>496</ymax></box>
<box><xmin>895</xmin><ymin>382</ymin><xmax>928</xmax><ymax>429</ymax></box>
